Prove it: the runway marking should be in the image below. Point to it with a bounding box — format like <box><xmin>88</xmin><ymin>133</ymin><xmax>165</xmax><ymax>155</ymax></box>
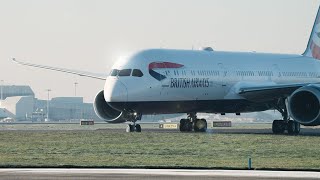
<box><xmin>0</xmin><ymin>169</ymin><xmax>320</xmax><ymax>178</ymax></box>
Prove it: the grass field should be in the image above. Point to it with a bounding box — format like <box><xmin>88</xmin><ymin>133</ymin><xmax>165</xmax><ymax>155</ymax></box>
<box><xmin>0</xmin><ymin>125</ymin><xmax>320</xmax><ymax>170</ymax></box>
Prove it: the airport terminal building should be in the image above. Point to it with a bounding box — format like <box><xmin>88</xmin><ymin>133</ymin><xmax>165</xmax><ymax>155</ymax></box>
<box><xmin>0</xmin><ymin>85</ymin><xmax>99</xmax><ymax>121</ymax></box>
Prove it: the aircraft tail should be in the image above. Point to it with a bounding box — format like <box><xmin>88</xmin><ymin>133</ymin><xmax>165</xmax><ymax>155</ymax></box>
<box><xmin>303</xmin><ymin>6</ymin><xmax>320</xmax><ymax>59</ymax></box>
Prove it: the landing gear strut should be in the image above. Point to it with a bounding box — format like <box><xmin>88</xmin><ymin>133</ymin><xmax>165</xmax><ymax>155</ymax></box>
<box><xmin>180</xmin><ymin>113</ymin><xmax>207</xmax><ymax>132</ymax></box>
<box><xmin>126</xmin><ymin>112</ymin><xmax>142</xmax><ymax>133</ymax></box>
<box><xmin>272</xmin><ymin>99</ymin><xmax>300</xmax><ymax>135</ymax></box>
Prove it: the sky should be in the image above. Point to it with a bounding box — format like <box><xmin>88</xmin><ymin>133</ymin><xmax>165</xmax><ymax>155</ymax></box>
<box><xmin>0</xmin><ymin>0</ymin><xmax>319</xmax><ymax>102</ymax></box>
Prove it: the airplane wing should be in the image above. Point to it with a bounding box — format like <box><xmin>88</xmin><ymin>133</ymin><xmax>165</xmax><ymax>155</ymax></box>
<box><xmin>12</xmin><ymin>58</ymin><xmax>108</xmax><ymax>80</ymax></box>
<box><xmin>238</xmin><ymin>83</ymin><xmax>316</xmax><ymax>102</ymax></box>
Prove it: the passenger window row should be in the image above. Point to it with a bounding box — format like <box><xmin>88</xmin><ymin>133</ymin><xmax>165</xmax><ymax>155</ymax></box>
<box><xmin>110</xmin><ymin>69</ymin><xmax>144</xmax><ymax>77</ymax></box>
<box><xmin>236</xmin><ymin>71</ymin><xmax>255</xmax><ymax>77</ymax></box>
<box><xmin>257</xmin><ymin>71</ymin><xmax>273</xmax><ymax>77</ymax></box>
<box><xmin>282</xmin><ymin>72</ymin><xmax>313</xmax><ymax>77</ymax></box>
<box><xmin>197</xmin><ymin>70</ymin><xmax>220</xmax><ymax>77</ymax></box>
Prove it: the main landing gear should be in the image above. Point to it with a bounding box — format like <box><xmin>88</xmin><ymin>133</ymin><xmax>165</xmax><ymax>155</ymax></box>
<box><xmin>272</xmin><ymin>99</ymin><xmax>301</xmax><ymax>135</ymax></box>
<box><xmin>126</xmin><ymin>112</ymin><xmax>142</xmax><ymax>133</ymax></box>
<box><xmin>272</xmin><ymin>120</ymin><xmax>300</xmax><ymax>135</ymax></box>
<box><xmin>180</xmin><ymin>113</ymin><xmax>207</xmax><ymax>132</ymax></box>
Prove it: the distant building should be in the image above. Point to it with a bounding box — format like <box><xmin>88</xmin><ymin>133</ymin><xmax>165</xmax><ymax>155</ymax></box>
<box><xmin>0</xmin><ymin>85</ymin><xmax>35</xmax><ymax>120</ymax></box>
<box><xmin>1</xmin><ymin>86</ymin><xmax>34</xmax><ymax>99</ymax></box>
<box><xmin>2</xmin><ymin>96</ymin><xmax>34</xmax><ymax>120</ymax></box>
<box><xmin>0</xmin><ymin>108</ymin><xmax>14</xmax><ymax>119</ymax></box>
<box><xmin>0</xmin><ymin>85</ymin><xmax>99</xmax><ymax>121</ymax></box>
<box><xmin>43</xmin><ymin>97</ymin><xmax>99</xmax><ymax>121</ymax></box>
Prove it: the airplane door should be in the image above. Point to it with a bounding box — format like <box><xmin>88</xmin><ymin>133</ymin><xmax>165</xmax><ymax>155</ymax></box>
<box><xmin>218</xmin><ymin>63</ymin><xmax>228</xmax><ymax>94</ymax></box>
<box><xmin>272</xmin><ymin>64</ymin><xmax>281</xmax><ymax>82</ymax></box>
<box><xmin>160</xmin><ymin>63</ymin><xmax>171</xmax><ymax>97</ymax></box>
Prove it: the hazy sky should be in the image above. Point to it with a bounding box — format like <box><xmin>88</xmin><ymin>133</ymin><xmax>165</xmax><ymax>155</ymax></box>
<box><xmin>0</xmin><ymin>0</ymin><xmax>319</xmax><ymax>102</ymax></box>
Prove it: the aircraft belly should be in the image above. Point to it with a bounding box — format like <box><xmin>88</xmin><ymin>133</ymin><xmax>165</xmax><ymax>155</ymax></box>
<box><xmin>108</xmin><ymin>99</ymin><xmax>270</xmax><ymax>115</ymax></box>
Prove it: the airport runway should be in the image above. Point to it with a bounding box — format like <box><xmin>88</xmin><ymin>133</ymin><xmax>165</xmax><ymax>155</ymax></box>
<box><xmin>6</xmin><ymin>127</ymin><xmax>319</xmax><ymax>136</ymax></box>
<box><xmin>3</xmin><ymin>122</ymin><xmax>320</xmax><ymax>136</ymax></box>
<box><xmin>98</xmin><ymin>127</ymin><xmax>320</xmax><ymax>136</ymax></box>
<box><xmin>0</xmin><ymin>169</ymin><xmax>320</xmax><ymax>180</ymax></box>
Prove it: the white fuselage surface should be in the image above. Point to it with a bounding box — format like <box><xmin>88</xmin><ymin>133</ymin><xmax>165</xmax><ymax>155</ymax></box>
<box><xmin>104</xmin><ymin>49</ymin><xmax>320</xmax><ymax>115</ymax></box>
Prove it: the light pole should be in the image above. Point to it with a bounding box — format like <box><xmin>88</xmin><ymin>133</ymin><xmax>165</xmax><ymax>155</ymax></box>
<box><xmin>46</xmin><ymin>89</ymin><xmax>51</xmax><ymax>121</ymax></box>
<box><xmin>74</xmin><ymin>82</ymin><xmax>78</xmax><ymax>97</ymax></box>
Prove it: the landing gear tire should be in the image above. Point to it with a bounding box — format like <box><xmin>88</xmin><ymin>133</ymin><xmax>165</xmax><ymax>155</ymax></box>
<box><xmin>272</xmin><ymin>120</ymin><xmax>285</xmax><ymax>134</ymax></box>
<box><xmin>135</xmin><ymin>124</ymin><xmax>142</xmax><ymax>133</ymax></box>
<box><xmin>295</xmin><ymin>122</ymin><xmax>301</xmax><ymax>134</ymax></box>
<box><xmin>272</xmin><ymin>120</ymin><xmax>301</xmax><ymax>135</ymax></box>
<box><xmin>180</xmin><ymin>119</ymin><xmax>192</xmax><ymax>132</ymax></box>
<box><xmin>126</xmin><ymin>124</ymin><xmax>135</xmax><ymax>133</ymax></box>
<box><xmin>194</xmin><ymin>119</ymin><xmax>207</xmax><ymax>132</ymax></box>
<box><xmin>126</xmin><ymin>124</ymin><xmax>142</xmax><ymax>133</ymax></box>
<box><xmin>288</xmin><ymin>121</ymin><xmax>300</xmax><ymax>135</ymax></box>
<box><xmin>179</xmin><ymin>119</ymin><xmax>185</xmax><ymax>132</ymax></box>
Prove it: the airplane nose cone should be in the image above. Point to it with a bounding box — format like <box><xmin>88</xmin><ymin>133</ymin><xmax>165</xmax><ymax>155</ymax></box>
<box><xmin>104</xmin><ymin>78</ymin><xmax>128</xmax><ymax>102</ymax></box>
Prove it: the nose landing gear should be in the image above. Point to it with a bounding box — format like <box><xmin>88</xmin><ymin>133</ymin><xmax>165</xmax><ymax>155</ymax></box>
<box><xmin>125</xmin><ymin>112</ymin><xmax>142</xmax><ymax>133</ymax></box>
<box><xmin>126</xmin><ymin>123</ymin><xmax>142</xmax><ymax>133</ymax></box>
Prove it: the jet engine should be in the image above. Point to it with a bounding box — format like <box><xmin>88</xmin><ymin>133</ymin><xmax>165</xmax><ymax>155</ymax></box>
<box><xmin>93</xmin><ymin>90</ymin><xmax>127</xmax><ymax>123</ymax></box>
<box><xmin>288</xmin><ymin>86</ymin><xmax>320</xmax><ymax>126</ymax></box>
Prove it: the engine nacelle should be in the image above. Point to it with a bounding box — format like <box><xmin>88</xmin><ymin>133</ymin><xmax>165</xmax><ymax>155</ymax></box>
<box><xmin>93</xmin><ymin>90</ymin><xmax>127</xmax><ymax>123</ymax></box>
<box><xmin>288</xmin><ymin>86</ymin><xmax>320</xmax><ymax>126</ymax></box>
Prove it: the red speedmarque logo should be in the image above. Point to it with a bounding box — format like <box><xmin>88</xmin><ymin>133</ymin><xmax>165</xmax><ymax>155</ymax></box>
<box><xmin>148</xmin><ymin>62</ymin><xmax>184</xmax><ymax>81</ymax></box>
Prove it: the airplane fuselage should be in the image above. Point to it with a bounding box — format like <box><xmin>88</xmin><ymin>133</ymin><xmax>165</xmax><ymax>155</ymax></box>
<box><xmin>104</xmin><ymin>49</ymin><xmax>320</xmax><ymax>115</ymax></box>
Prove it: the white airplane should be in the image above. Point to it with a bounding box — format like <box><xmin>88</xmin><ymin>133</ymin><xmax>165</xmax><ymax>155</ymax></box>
<box><xmin>12</xmin><ymin>6</ymin><xmax>320</xmax><ymax>134</ymax></box>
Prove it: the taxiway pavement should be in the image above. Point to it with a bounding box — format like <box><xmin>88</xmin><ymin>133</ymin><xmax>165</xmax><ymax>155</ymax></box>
<box><xmin>0</xmin><ymin>169</ymin><xmax>319</xmax><ymax>180</ymax></box>
<box><xmin>97</xmin><ymin>127</ymin><xmax>320</xmax><ymax>136</ymax></box>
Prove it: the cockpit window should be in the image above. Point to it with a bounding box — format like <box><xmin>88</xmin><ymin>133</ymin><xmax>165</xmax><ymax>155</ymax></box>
<box><xmin>132</xmin><ymin>69</ymin><xmax>144</xmax><ymax>77</ymax></box>
<box><xmin>118</xmin><ymin>69</ymin><xmax>132</xmax><ymax>76</ymax></box>
<box><xmin>110</xmin><ymin>69</ymin><xmax>119</xmax><ymax>76</ymax></box>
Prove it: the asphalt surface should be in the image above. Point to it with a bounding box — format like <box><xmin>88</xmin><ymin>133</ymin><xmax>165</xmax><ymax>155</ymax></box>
<box><xmin>0</xmin><ymin>169</ymin><xmax>320</xmax><ymax>180</ymax></box>
<box><xmin>8</xmin><ymin>126</ymin><xmax>317</xmax><ymax>136</ymax></box>
<box><xmin>97</xmin><ymin>127</ymin><xmax>320</xmax><ymax>136</ymax></box>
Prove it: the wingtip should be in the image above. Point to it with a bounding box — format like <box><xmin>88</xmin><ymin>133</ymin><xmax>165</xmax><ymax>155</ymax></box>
<box><xmin>11</xmin><ymin>58</ymin><xmax>21</xmax><ymax>64</ymax></box>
